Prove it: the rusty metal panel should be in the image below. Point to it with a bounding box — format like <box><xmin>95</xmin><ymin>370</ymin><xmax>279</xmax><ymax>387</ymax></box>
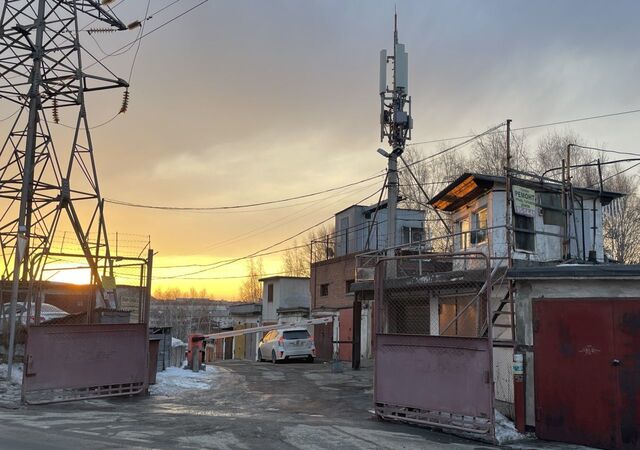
<box><xmin>375</xmin><ymin>333</ymin><xmax>493</xmax><ymax>430</ymax></box>
<box><xmin>533</xmin><ymin>299</ymin><xmax>618</xmax><ymax>449</ymax></box>
<box><xmin>23</xmin><ymin>323</ymin><xmax>147</xmax><ymax>404</ymax></box>
<box><xmin>314</xmin><ymin>322</ymin><xmax>333</xmax><ymax>361</ymax></box>
<box><xmin>373</xmin><ymin>253</ymin><xmax>495</xmax><ymax>436</ymax></box>
<box><xmin>614</xmin><ymin>300</ymin><xmax>640</xmax><ymax>450</ymax></box>
<box><xmin>338</xmin><ymin>308</ymin><xmax>353</xmax><ymax>361</ymax></box>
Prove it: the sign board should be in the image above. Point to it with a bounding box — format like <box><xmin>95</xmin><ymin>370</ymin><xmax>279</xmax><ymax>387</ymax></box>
<box><xmin>512</xmin><ymin>185</ymin><xmax>536</xmax><ymax>218</ymax></box>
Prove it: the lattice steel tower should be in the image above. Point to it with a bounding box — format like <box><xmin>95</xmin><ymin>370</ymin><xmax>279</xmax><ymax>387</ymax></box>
<box><xmin>0</xmin><ymin>1</ymin><xmax>128</xmax><ymax>302</ymax></box>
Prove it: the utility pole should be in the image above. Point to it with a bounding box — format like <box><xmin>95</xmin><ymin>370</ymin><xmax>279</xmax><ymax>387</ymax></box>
<box><xmin>505</xmin><ymin>119</ymin><xmax>513</xmax><ymax>270</ymax></box>
<box><xmin>379</xmin><ymin>12</ymin><xmax>412</xmax><ymax>277</ymax></box>
<box><xmin>0</xmin><ymin>1</ymin><xmax>127</xmax><ymax>379</ymax></box>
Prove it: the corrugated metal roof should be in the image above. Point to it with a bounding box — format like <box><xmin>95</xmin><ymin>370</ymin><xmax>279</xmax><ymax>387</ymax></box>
<box><xmin>429</xmin><ymin>172</ymin><xmax>625</xmax><ymax>212</ymax></box>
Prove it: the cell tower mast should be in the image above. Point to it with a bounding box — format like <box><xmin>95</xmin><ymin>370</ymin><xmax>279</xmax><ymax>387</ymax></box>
<box><xmin>0</xmin><ymin>0</ymin><xmax>128</xmax><ymax>377</ymax></box>
<box><xmin>379</xmin><ymin>12</ymin><xmax>412</xmax><ymax>272</ymax></box>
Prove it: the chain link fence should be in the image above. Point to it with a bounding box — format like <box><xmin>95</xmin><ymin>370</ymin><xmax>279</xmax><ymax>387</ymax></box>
<box><xmin>376</xmin><ymin>253</ymin><xmax>491</xmax><ymax>338</ymax></box>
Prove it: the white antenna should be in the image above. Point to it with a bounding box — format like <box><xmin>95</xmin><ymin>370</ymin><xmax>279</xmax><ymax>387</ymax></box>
<box><xmin>379</xmin><ymin>10</ymin><xmax>412</xmax><ymax>152</ymax></box>
<box><xmin>379</xmin><ymin>49</ymin><xmax>387</xmax><ymax>95</ymax></box>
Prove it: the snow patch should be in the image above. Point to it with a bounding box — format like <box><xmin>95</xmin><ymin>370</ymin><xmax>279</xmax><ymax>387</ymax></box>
<box><xmin>0</xmin><ymin>363</ymin><xmax>23</xmax><ymax>407</ymax></box>
<box><xmin>494</xmin><ymin>410</ymin><xmax>527</xmax><ymax>444</ymax></box>
<box><xmin>171</xmin><ymin>337</ymin><xmax>185</xmax><ymax>347</ymax></box>
<box><xmin>150</xmin><ymin>366</ymin><xmax>218</xmax><ymax>397</ymax></box>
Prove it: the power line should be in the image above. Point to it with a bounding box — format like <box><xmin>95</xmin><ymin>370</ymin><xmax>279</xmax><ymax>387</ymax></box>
<box><xmin>588</xmin><ymin>160</ymin><xmax>640</xmax><ymax>188</ymax></box>
<box><xmin>117</xmin><ymin>269</ymin><xmax>292</xmax><ymax>281</ymax></box>
<box><xmin>407</xmin><ymin>108</ymin><xmax>640</xmax><ymax>147</ymax></box>
<box><xmin>572</xmin><ymin>144</ymin><xmax>640</xmax><ymax>158</ymax></box>
<box><xmin>404</xmin><ymin>122</ymin><xmax>506</xmax><ymax>167</ymax></box>
<box><xmin>127</xmin><ymin>0</ymin><xmax>151</xmax><ymax>84</ymax></box>
<box><xmin>102</xmin><ymin>127</ymin><xmax>496</xmax><ymax>214</ymax></box>
<box><xmin>156</xmin><ymin>187</ymin><xmax>382</xmax><ymax>279</ymax></box>
<box><xmin>87</xmin><ymin>0</ymin><xmax>209</xmax><ymax>70</ymax></box>
<box><xmin>105</xmin><ymin>172</ymin><xmax>385</xmax><ymax>211</ymax></box>
<box><xmin>197</xmin><ymin>178</ymin><xmax>381</xmax><ymax>253</ymax></box>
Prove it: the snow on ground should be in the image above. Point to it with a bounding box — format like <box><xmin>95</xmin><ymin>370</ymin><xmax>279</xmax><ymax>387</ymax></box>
<box><xmin>0</xmin><ymin>363</ymin><xmax>23</xmax><ymax>407</ymax></box>
<box><xmin>171</xmin><ymin>337</ymin><xmax>185</xmax><ymax>347</ymax></box>
<box><xmin>494</xmin><ymin>410</ymin><xmax>528</xmax><ymax>444</ymax></box>
<box><xmin>150</xmin><ymin>366</ymin><xmax>218</xmax><ymax>397</ymax></box>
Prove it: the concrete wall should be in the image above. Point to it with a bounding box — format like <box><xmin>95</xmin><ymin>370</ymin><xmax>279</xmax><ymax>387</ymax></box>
<box><xmin>513</xmin><ymin>278</ymin><xmax>640</xmax><ymax>427</ymax></box>
<box><xmin>261</xmin><ymin>278</ymin><xmax>310</xmax><ymax>324</ymax></box>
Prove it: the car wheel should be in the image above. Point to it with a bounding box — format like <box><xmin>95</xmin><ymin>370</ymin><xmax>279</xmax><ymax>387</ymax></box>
<box><xmin>257</xmin><ymin>349</ymin><xmax>263</xmax><ymax>362</ymax></box>
<box><xmin>306</xmin><ymin>356</ymin><xmax>314</xmax><ymax>364</ymax></box>
<box><xmin>271</xmin><ymin>350</ymin><xmax>278</xmax><ymax>364</ymax></box>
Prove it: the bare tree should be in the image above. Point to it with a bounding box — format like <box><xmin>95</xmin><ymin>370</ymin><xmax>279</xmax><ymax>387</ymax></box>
<box><xmin>281</xmin><ymin>225</ymin><xmax>337</xmax><ymax>275</ymax></box>
<box><xmin>282</xmin><ymin>240</ymin><xmax>309</xmax><ymax>276</ymax></box>
<box><xmin>469</xmin><ymin>130</ymin><xmax>529</xmax><ymax>175</ymax></box>
<box><xmin>399</xmin><ymin>146</ymin><xmax>468</xmax><ymax>251</ymax></box>
<box><xmin>533</xmin><ymin>130</ymin><xmax>600</xmax><ymax>186</ymax></box>
<box><xmin>603</xmin><ymin>173</ymin><xmax>640</xmax><ymax>263</ymax></box>
<box><xmin>239</xmin><ymin>257</ymin><xmax>263</xmax><ymax>301</ymax></box>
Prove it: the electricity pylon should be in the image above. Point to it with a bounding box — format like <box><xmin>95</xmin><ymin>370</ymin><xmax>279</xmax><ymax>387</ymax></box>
<box><xmin>0</xmin><ymin>0</ymin><xmax>128</xmax><ymax>377</ymax></box>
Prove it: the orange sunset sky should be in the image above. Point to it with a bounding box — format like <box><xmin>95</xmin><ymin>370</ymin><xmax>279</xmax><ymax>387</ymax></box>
<box><xmin>1</xmin><ymin>1</ymin><xmax>639</xmax><ymax>299</ymax></box>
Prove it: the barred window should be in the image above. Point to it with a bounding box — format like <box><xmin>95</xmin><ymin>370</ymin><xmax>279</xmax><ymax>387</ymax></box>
<box><xmin>514</xmin><ymin>214</ymin><xmax>535</xmax><ymax>252</ymax></box>
<box><xmin>471</xmin><ymin>208</ymin><xmax>488</xmax><ymax>245</ymax></box>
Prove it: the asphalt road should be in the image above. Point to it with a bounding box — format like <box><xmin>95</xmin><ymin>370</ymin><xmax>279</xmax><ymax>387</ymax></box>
<box><xmin>0</xmin><ymin>360</ymin><xmax>588</xmax><ymax>449</ymax></box>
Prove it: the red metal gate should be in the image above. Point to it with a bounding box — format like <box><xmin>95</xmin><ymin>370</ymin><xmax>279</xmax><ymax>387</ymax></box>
<box><xmin>338</xmin><ymin>308</ymin><xmax>353</xmax><ymax>361</ymax></box>
<box><xmin>533</xmin><ymin>298</ymin><xmax>640</xmax><ymax>450</ymax></box>
<box><xmin>374</xmin><ymin>253</ymin><xmax>495</xmax><ymax>437</ymax></box>
<box><xmin>313</xmin><ymin>321</ymin><xmax>333</xmax><ymax>361</ymax></box>
<box><xmin>23</xmin><ymin>323</ymin><xmax>148</xmax><ymax>404</ymax></box>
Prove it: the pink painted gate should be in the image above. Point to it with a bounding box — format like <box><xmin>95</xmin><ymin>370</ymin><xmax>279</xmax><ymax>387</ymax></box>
<box><xmin>23</xmin><ymin>323</ymin><xmax>148</xmax><ymax>404</ymax></box>
<box><xmin>374</xmin><ymin>253</ymin><xmax>495</xmax><ymax>437</ymax></box>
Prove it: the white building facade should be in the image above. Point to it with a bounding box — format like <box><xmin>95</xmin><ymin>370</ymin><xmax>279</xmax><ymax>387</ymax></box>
<box><xmin>430</xmin><ymin>173</ymin><xmax>623</xmax><ymax>265</ymax></box>
<box><xmin>260</xmin><ymin>276</ymin><xmax>311</xmax><ymax>325</ymax></box>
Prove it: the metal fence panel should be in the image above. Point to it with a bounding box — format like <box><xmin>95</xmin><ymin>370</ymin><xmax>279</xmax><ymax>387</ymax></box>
<box><xmin>23</xmin><ymin>323</ymin><xmax>147</xmax><ymax>404</ymax></box>
<box><xmin>374</xmin><ymin>253</ymin><xmax>495</xmax><ymax>437</ymax></box>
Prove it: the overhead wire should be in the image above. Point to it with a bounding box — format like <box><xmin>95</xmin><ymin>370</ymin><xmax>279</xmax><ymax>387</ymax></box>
<box><xmin>588</xmin><ymin>161</ymin><xmax>640</xmax><ymax>188</ymax></box>
<box><xmin>52</xmin><ymin>0</ymin><xmax>208</xmax><ymax>131</ymax></box>
<box><xmin>407</xmin><ymin>108</ymin><xmax>640</xmax><ymax>147</ymax></box>
<box><xmin>86</xmin><ymin>0</ymin><xmax>209</xmax><ymax>71</ymax></box>
<box><xmin>105</xmin><ymin>172</ymin><xmax>385</xmax><ymax>211</ymax></box>
<box><xmin>197</xmin><ymin>177</ymin><xmax>382</xmax><ymax>252</ymax></box>
<box><xmin>571</xmin><ymin>144</ymin><xmax>640</xmax><ymax>158</ymax></box>
<box><xmin>155</xmin><ymin>187</ymin><xmax>383</xmax><ymax>279</ymax></box>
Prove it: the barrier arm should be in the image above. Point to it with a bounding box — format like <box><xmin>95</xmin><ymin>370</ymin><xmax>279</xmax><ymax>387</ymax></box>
<box><xmin>203</xmin><ymin>316</ymin><xmax>333</xmax><ymax>342</ymax></box>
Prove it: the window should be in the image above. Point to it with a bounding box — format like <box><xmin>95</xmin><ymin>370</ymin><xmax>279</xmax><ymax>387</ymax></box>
<box><xmin>402</xmin><ymin>226</ymin><xmax>424</xmax><ymax>245</ymax></box>
<box><xmin>470</xmin><ymin>208</ymin><xmax>488</xmax><ymax>245</ymax></box>
<box><xmin>514</xmin><ymin>213</ymin><xmax>535</xmax><ymax>252</ymax></box>
<box><xmin>345</xmin><ymin>279</ymin><xmax>355</xmax><ymax>294</ymax></box>
<box><xmin>539</xmin><ymin>192</ymin><xmax>564</xmax><ymax>226</ymax></box>
<box><xmin>320</xmin><ymin>283</ymin><xmax>329</xmax><ymax>296</ymax></box>
<box><xmin>267</xmin><ymin>284</ymin><xmax>274</xmax><ymax>302</ymax></box>
<box><xmin>283</xmin><ymin>330</ymin><xmax>311</xmax><ymax>340</ymax></box>
<box><xmin>455</xmin><ymin>217</ymin><xmax>470</xmax><ymax>250</ymax></box>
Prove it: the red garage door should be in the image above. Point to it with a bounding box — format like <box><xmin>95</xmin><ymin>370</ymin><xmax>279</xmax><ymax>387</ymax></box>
<box><xmin>338</xmin><ymin>308</ymin><xmax>353</xmax><ymax>361</ymax></box>
<box><xmin>313</xmin><ymin>322</ymin><xmax>333</xmax><ymax>361</ymax></box>
<box><xmin>533</xmin><ymin>298</ymin><xmax>640</xmax><ymax>450</ymax></box>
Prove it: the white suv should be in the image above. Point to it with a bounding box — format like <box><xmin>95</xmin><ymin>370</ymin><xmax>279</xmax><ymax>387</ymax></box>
<box><xmin>258</xmin><ymin>328</ymin><xmax>315</xmax><ymax>364</ymax></box>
